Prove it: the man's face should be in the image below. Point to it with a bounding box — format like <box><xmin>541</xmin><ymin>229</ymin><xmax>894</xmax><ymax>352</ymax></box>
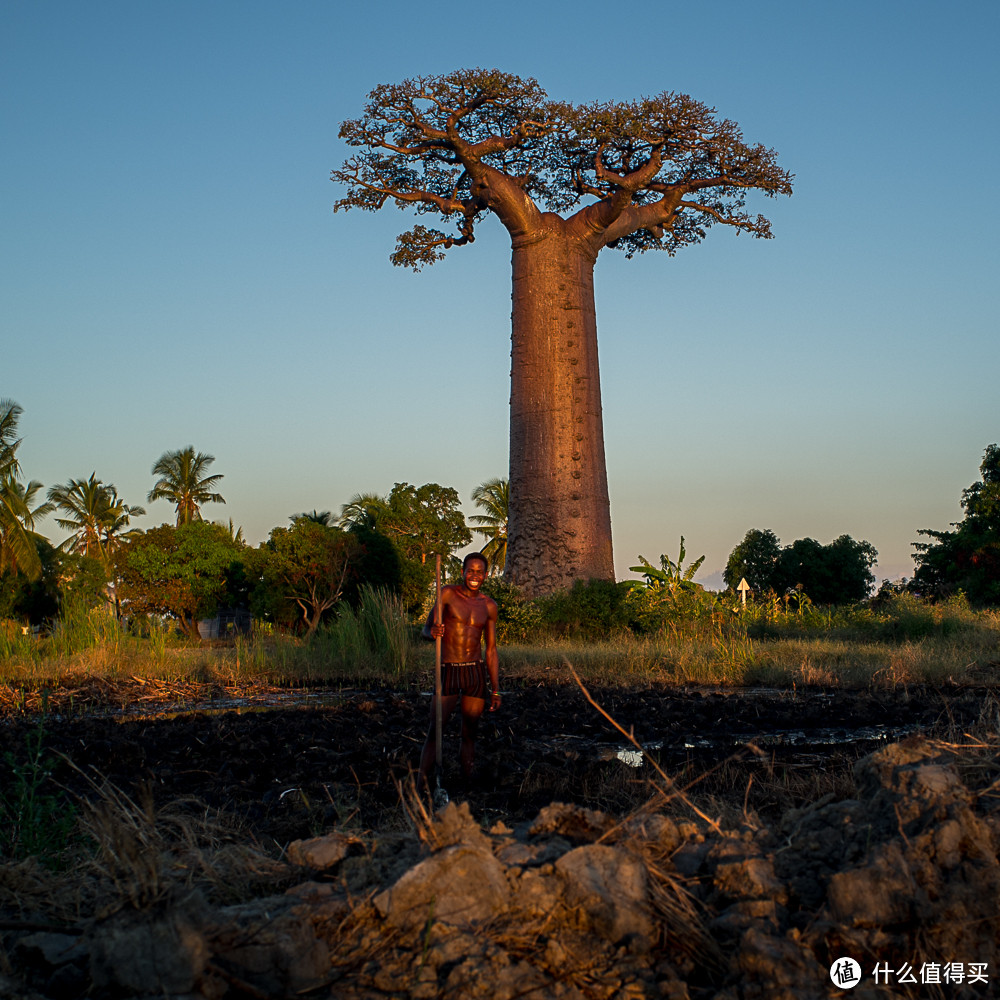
<box><xmin>462</xmin><ymin>558</ymin><xmax>487</xmax><ymax>591</ymax></box>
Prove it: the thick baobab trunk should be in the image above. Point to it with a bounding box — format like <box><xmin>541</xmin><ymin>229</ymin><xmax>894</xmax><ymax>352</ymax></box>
<box><xmin>505</xmin><ymin>232</ymin><xmax>614</xmax><ymax>596</ymax></box>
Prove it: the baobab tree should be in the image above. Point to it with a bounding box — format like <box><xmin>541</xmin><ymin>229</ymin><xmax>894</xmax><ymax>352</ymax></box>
<box><xmin>333</xmin><ymin>69</ymin><xmax>792</xmax><ymax>595</ymax></box>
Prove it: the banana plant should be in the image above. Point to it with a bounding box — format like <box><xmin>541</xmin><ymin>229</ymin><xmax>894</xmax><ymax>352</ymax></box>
<box><xmin>628</xmin><ymin>536</ymin><xmax>706</xmax><ymax>604</ymax></box>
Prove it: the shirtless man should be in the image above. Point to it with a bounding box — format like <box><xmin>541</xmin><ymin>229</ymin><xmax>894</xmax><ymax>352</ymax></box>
<box><xmin>419</xmin><ymin>552</ymin><xmax>500</xmax><ymax>787</ymax></box>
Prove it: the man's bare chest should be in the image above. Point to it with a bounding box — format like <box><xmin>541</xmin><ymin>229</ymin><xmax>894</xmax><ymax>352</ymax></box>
<box><xmin>444</xmin><ymin>592</ymin><xmax>489</xmax><ymax>629</ymax></box>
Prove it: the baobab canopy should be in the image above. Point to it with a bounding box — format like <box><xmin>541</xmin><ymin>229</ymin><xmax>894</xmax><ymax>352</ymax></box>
<box><xmin>333</xmin><ymin>69</ymin><xmax>792</xmax><ymax>595</ymax></box>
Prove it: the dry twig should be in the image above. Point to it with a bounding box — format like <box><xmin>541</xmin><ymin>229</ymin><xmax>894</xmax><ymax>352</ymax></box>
<box><xmin>567</xmin><ymin>661</ymin><xmax>723</xmax><ymax>834</ymax></box>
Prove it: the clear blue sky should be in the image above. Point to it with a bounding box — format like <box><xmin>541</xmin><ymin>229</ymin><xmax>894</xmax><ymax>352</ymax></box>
<box><xmin>3</xmin><ymin>0</ymin><xmax>998</xmax><ymax>587</ymax></box>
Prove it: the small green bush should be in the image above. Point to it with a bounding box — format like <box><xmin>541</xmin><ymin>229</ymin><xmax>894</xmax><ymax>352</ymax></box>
<box><xmin>481</xmin><ymin>578</ymin><xmax>542</xmax><ymax>643</ymax></box>
<box><xmin>535</xmin><ymin>578</ymin><xmax>634</xmax><ymax>639</ymax></box>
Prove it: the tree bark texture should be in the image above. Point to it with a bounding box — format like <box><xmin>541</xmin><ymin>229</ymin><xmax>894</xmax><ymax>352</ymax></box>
<box><xmin>505</xmin><ymin>231</ymin><xmax>613</xmax><ymax>595</ymax></box>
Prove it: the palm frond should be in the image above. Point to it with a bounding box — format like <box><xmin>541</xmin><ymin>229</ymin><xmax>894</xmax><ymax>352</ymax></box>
<box><xmin>470</xmin><ymin>477</ymin><xmax>508</xmax><ymax>574</ymax></box>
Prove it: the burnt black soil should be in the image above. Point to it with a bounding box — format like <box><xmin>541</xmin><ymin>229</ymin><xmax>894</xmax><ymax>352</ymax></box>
<box><xmin>1</xmin><ymin>684</ymin><xmax>993</xmax><ymax>847</ymax></box>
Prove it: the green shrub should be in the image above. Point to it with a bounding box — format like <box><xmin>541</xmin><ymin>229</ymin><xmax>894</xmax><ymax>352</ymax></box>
<box><xmin>533</xmin><ymin>578</ymin><xmax>634</xmax><ymax>638</ymax></box>
<box><xmin>481</xmin><ymin>578</ymin><xmax>542</xmax><ymax>643</ymax></box>
<box><xmin>623</xmin><ymin>583</ymin><xmax>720</xmax><ymax>634</ymax></box>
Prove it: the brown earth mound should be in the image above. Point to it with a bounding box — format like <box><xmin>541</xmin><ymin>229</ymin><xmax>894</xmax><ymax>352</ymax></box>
<box><xmin>3</xmin><ymin>733</ymin><xmax>1000</xmax><ymax>998</ymax></box>
<box><xmin>2</xmin><ymin>686</ymin><xmax>999</xmax><ymax>997</ymax></box>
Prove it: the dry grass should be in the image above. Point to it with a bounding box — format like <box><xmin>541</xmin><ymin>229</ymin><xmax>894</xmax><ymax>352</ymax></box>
<box><xmin>0</xmin><ymin>764</ymin><xmax>294</xmax><ymax>932</ymax></box>
<box><xmin>747</xmin><ymin>633</ymin><xmax>1000</xmax><ymax>689</ymax></box>
<box><xmin>487</xmin><ymin>621</ymin><xmax>999</xmax><ymax>691</ymax></box>
<box><xmin>0</xmin><ymin>855</ymin><xmax>88</xmax><ymax>926</ymax></box>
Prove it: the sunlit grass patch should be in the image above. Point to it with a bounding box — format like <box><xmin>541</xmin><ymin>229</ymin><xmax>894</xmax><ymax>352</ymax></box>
<box><xmin>494</xmin><ymin>631</ymin><xmax>759</xmax><ymax>687</ymax></box>
<box><xmin>2</xmin><ymin>593</ymin><xmax>997</xmax><ymax>702</ymax></box>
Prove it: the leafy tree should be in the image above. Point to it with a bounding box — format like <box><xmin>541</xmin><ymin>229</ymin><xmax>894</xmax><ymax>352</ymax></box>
<box><xmin>0</xmin><ymin>542</ymin><xmax>108</xmax><ymax>624</ymax></box>
<box><xmin>470</xmin><ymin>477</ymin><xmax>508</xmax><ymax>575</ymax></box>
<box><xmin>0</xmin><ymin>400</ymin><xmax>52</xmax><ymax>581</ymax></box>
<box><xmin>342</xmin><ymin>522</ymin><xmax>402</xmax><ymax>607</ymax></box>
<box><xmin>114</xmin><ymin>522</ymin><xmax>244</xmax><ymax>637</ymax></box>
<box><xmin>723</xmin><ymin>528</ymin><xmax>781</xmax><ymax>594</ymax></box>
<box><xmin>47</xmin><ymin>473</ymin><xmax>145</xmax><ymax>568</ymax></box>
<box><xmin>912</xmin><ymin>444</ymin><xmax>1000</xmax><ymax>605</ymax></box>
<box><xmin>147</xmin><ymin>447</ymin><xmax>226</xmax><ymax>526</ymax></box>
<box><xmin>341</xmin><ymin>482</ymin><xmax>470</xmax><ymax>564</ymax></box>
<box><xmin>776</xmin><ymin>535</ymin><xmax>877</xmax><ymax>604</ymax></box>
<box><xmin>252</xmin><ymin>521</ymin><xmax>361</xmax><ymax>637</ymax></box>
<box><xmin>333</xmin><ymin>69</ymin><xmax>792</xmax><ymax>595</ymax></box>
<box><xmin>339</xmin><ymin>482</ymin><xmax>471</xmax><ymax>613</ymax></box>
<box><xmin>961</xmin><ymin>443</ymin><xmax>1000</xmax><ymax>527</ymax></box>
<box><xmin>55</xmin><ymin>549</ymin><xmax>110</xmax><ymax>615</ymax></box>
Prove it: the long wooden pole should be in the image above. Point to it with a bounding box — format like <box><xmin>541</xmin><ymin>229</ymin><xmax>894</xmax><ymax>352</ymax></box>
<box><xmin>434</xmin><ymin>553</ymin><xmax>443</xmax><ymax>773</ymax></box>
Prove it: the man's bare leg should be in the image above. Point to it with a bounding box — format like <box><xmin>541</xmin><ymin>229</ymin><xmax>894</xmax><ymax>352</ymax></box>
<box><xmin>459</xmin><ymin>695</ymin><xmax>486</xmax><ymax>779</ymax></box>
<box><xmin>419</xmin><ymin>693</ymin><xmax>460</xmax><ymax>790</ymax></box>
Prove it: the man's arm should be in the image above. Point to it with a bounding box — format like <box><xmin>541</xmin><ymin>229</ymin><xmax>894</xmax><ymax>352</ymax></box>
<box><xmin>484</xmin><ymin>598</ymin><xmax>501</xmax><ymax>711</ymax></box>
<box><xmin>421</xmin><ymin>585</ymin><xmax>448</xmax><ymax>641</ymax></box>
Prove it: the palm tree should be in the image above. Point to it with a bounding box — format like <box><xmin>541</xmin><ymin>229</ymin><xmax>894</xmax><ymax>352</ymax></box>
<box><xmin>0</xmin><ymin>478</ymin><xmax>53</xmax><ymax>581</ymax></box>
<box><xmin>48</xmin><ymin>473</ymin><xmax>145</xmax><ymax>565</ymax></box>
<box><xmin>470</xmin><ymin>477</ymin><xmax>509</xmax><ymax>575</ymax></box>
<box><xmin>0</xmin><ymin>399</ymin><xmax>22</xmax><ymax>481</ymax></box>
<box><xmin>292</xmin><ymin>510</ymin><xmax>334</xmax><ymax>526</ymax></box>
<box><xmin>0</xmin><ymin>399</ymin><xmax>52</xmax><ymax>581</ymax></box>
<box><xmin>339</xmin><ymin>493</ymin><xmax>388</xmax><ymax>530</ymax></box>
<box><xmin>217</xmin><ymin>518</ymin><xmax>245</xmax><ymax>544</ymax></box>
<box><xmin>147</xmin><ymin>447</ymin><xmax>225</xmax><ymax>526</ymax></box>
<box><xmin>100</xmin><ymin>488</ymin><xmax>147</xmax><ymax>557</ymax></box>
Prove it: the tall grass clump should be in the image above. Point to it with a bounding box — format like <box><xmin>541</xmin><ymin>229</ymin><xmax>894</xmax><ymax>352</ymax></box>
<box><xmin>0</xmin><ymin>620</ymin><xmax>40</xmax><ymax>665</ymax></box>
<box><xmin>358</xmin><ymin>585</ymin><xmax>409</xmax><ymax>672</ymax></box>
<box><xmin>231</xmin><ymin>620</ymin><xmax>273</xmax><ymax>679</ymax></box>
<box><xmin>312</xmin><ymin>586</ymin><xmax>410</xmax><ymax>679</ymax></box>
<box><xmin>46</xmin><ymin>599</ymin><xmax>125</xmax><ymax>658</ymax></box>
